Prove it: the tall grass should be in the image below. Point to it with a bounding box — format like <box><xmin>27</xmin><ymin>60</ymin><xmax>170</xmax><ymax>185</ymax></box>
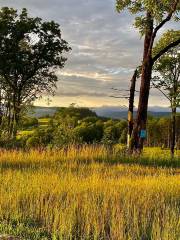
<box><xmin>0</xmin><ymin>145</ymin><xmax>179</xmax><ymax>239</ymax></box>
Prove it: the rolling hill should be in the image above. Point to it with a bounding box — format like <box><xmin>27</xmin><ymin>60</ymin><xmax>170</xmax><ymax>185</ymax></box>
<box><xmin>31</xmin><ymin>106</ymin><xmax>172</xmax><ymax>119</ymax></box>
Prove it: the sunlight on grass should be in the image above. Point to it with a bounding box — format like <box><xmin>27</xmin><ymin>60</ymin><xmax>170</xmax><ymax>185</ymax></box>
<box><xmin>16</xmin><ymin>130</ymin><xmax>35</xmax><ymax>140</ymax></box>
<box><xmin>38</xmin><ymin>118</ymin><xmax>51</xmax><ymax>125</ymax></box>
<box><xmin>0</xmin><ymin>146</ymin><xmax>179</xmax><ymax>239</ymax></box>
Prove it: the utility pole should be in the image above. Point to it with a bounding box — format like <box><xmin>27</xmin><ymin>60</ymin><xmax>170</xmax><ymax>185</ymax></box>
<box><xmin>127</xmin><ymin>69</ymin><xmax>137</xmax><ymax>150</ymax></box>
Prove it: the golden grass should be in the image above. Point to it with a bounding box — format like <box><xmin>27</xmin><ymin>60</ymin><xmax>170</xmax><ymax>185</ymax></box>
<box><xmin>0</xmin><ymin>146</ymin><xmax>179</xmax><ymax>239</ymax></box>
<box><xmin>38</xmin><ymin>118</ymin><xmax>51</xmax><ymax>125</ymax></box>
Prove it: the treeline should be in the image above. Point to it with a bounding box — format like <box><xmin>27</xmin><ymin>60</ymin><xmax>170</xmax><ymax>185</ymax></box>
<box><xmin>18</xmin><ymin>107</ymin><xmax>128</xmax><ymax>148</ymax></box>
<box><xmin>2</xmin><ymin>106</ymin><xmax>179</xmax><ymax>149</ymax></box>
<box><xmin>147</xmin><ymin>115</ymin><xmax>180</xmax><ymax>148</ymax></box>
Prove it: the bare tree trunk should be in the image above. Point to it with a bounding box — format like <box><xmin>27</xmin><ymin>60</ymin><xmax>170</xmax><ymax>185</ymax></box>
<box><xmin>11</xmin><ymin>93</ymin><xmax>19</xmax><ymax>139</ymax></box>
<box><xmin>127</xmin><ymin>69</ymin><xmax>137</xmax><ymax>151</ymax></box>
<box><xmin>0</xmin><ymin>90</ymin><xmax>3</xmax><ymax>128</ymax></box>
<box><xmin>171</xmin><ymin>107</ymin><xmax>176</xmax><ymax>158</ymax></box>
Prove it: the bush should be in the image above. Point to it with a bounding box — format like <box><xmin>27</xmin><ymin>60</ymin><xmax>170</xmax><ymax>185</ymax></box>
<box><xmin>25</xmin><ymin>128</ymin><xmax>54</xmax><ymax>148</ymax></box>
<box><xmin>20</xmin><ymin>117</ymin><xmax>38</xmax><ymax>129</ymax></box>
<box><xmin>26</xmin><ymin>136</ymin><xmax>40</xmax><ymax>148</ymax></box>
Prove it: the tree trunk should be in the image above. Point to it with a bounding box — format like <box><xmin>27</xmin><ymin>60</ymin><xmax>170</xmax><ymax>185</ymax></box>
<box><xmin>132</xmin><ymin>12</ymin><xmax>154</xmax><ymax>152</ymax></box>
<box><xmin>127</xmin><ymin>69</ymin><xmax>137</xmax><ymax>151</ymax></box>
<box><xmin>11</xmin><ymin>93</ymin><xmax>21</xmax><ymax>139</ymax></box>
<box><xmin>135</xmin><ymin>58</ymin><xmax>153</xmax><ymax>150</ymax></box>
<box><xmin>171</xmin><ymin>107</ymin><xmax>176</xmax><ymax>158</ymax></box>
<box><xmin>0</xmin><ymin>90</ymin><xmax>3</xmax><ymax>127</ymax></box>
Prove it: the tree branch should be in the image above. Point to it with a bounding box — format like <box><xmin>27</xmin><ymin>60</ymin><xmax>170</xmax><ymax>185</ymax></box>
<box><xmin>148</xmin><ymin>0</ymin><xmax>179</xmax><ymax>54</ymax></box>
<box><xmin>152</xmin><ymin>38</ymin><xmax>180</xmax><ymax>63</ymax></box>
<box><xmin>109</xmin><ymin>95</ymin><xmax>129</xmax><ymax>99</ymax></box>
<box><xmin>151</xmin><ymin>81</ymin><xmax>171</xmax><ymax>101</ymax></box>
<box><xmin>153</xmin><ymin>1</ymin><xmax>179</xmax><ymax>35</ymax></box>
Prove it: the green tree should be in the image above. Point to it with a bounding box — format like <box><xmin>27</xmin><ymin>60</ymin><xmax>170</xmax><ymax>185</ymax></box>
<box><xmin>116</xmin><ymin>0</ymin><xmax>180</xmax><ymax>152</ymax></box>
<box><xmin>73</xmin><ymin>122</ymin><xmax>103</xmax><ymax>144</ymax></box>
<box><xmin>119</xmin><ymin>128</ymin><xmax>128</xmax><ymax>144</ymax></box>
<box><xmin>0</xmin><ymin>7</ymin><xmax>70</xmax><ymax>138</ymax></box>
<box><xmin>152</xmin><ymin>45</ymin><xmax>180</xmax><ymax>157</ymax></box>
<box><xmin>147</xmin><ymin>117</ymin><xmax>161</xmax><ymax>147</ymax></box>
<box><xmin>26</xmin><ymin>127</ymin><xmax>53</xmax><ymax>148</ymax></box>
<box><xmin>158</xmin><ymin>117</ymin><xmax>171</xmax><ymax>148</ymax></box>
<box><xmin>20</xmin><ymin>116</ymin><xmax>38</xmax><ymax>129</ymax></box>
<box><xmin>102</xmin><ymin>120</ymin><xmax>126</xmax><ymax>144</ymax></box>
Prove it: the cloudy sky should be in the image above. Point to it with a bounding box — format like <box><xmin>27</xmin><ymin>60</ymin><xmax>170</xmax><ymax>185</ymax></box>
<box><xmin>1</xmin><ymin>0</ymin><xmax>178</xmax><ymax>108</ymax></box>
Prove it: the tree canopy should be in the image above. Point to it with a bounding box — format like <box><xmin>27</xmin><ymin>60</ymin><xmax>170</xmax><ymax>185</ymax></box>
<box><xmin>116</xmin><ymin>1</ymin><xmax>180</xmax><ymax>35</ymax></box>
<box><xmin>153</xmin><ymin>36</ymin><xmax>180</xmax><ymax>108</ymax></box>
<box><xmin>0</xmin><ymin>7</ymin><xmax>71</xmax><ymax>137</ymax></box>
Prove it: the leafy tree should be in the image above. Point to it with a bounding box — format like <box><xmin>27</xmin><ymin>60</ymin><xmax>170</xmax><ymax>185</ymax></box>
<box><xmin>158</xmin><ymin>117</ymin><xmax>171</xmax><ymax>147</ymax></box>
<box><xmin>26</xmin><ymin>127</ymin><xmax>53</xmax><ymax>147</ymax></box>
<box><xmin>0</xmin><ymin>7</ymin><xmax>70</xmax><ymax>137</ymax></box>
<box><xmin>52</xmin><ymin>115</ymin><xmax>78</xmax><ymax>146</ymax></box>
<box><xmin>147</xmin><ymin>117</ymin><xmax>161</xmax><ymax>146</ymax></box>
<box><xmin>20</xmin><ymin>116</ymin><xmax>38</xmax><ymax>129</ymax></box>
<box><xmin>152</xmin><ymin>45</ymin><xmax>180</xmax><ymax>157</ymax></box>
<box><xmin>102</xmin><ymin>125</ymin><xmax>117</xmax><ymax>144</ymax></box>
<box><xmin>103</xmin><ymin>125</ymin><xmax>118</xmax><ymax>145</ymax></box>
<box><xmin>52</xmin><ymin>125</ymin><xmax>74</xmax><ymax>146</ymax></box>
<box><xmin>73</xmin><ymin>122</ymin><xmax>103</xmax><ymax>143</ymax></box>
<box><xmin>119</xmin><ymin>128</ymin><xmax>128</xmax><ymax>144</ymax></box>
<box><xmin>115</xmin><ymin>120</ymin><xmax>128</xmax><ymax>135</ymax></box>
<box><xmin>116</xmin><ymin>0</ymin><xmax>180</xmax><ymax>151</ymax></box>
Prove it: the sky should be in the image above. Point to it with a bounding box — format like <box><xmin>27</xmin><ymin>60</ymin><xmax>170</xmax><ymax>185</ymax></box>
<box><xmin>1</xmin><ymin>0</ymin><xmax>179</xmax><ymax>108</ymax></box>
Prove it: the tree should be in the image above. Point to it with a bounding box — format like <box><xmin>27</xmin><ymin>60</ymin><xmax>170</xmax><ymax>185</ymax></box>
<box><xmin>147</xmin><ymin>117</ymin><xmax>161</xmax><ymax>146</ymax></box>
<box><xmin>116</xmin><ymin>0</ymin><xmax>180</xmax><ymax>152</ymax></box>
<box><xmin>0</xmin><ymin>7</ymin><xmax>70</xmax><ymax>138</ymax></box>
<box><xmin>152</xmin><ymin>44</ymin><xmax>180</xmax><ymax>157</ymax></box>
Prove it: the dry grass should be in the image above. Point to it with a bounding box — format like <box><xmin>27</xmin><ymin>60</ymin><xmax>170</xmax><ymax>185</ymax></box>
<box><xmin>0</xmin><ymin>146</ymin><xmax>179</xmax><ymax>239</ymax></box>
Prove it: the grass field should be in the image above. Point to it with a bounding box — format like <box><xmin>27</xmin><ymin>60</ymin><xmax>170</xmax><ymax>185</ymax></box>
<box><xmin>17</xmin><ymin>118</ymin><xmax>51</xmax><ymax>139</ymax></box>
<box><xmin>38</xmin><ymin>118</ymin><xmax>51</xmax><ymax>128</ymax></box>
<box><xmin>0</xmin><ymin>146</ymin><xmax>179</xmax><ymax>239</ymax></box>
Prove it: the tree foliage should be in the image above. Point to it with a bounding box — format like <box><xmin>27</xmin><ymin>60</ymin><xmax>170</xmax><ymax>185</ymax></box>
<box><xmin>153</xmin><ymin>45</ymin><xmax>180</xmax><ymax>108</ymax></box>
<box><xmin>152</xmin><ymin>41</ymin><xmax>180</xmax><ymax>156</ymax></box>
<box><xmin>116</xmin><ymin>1</ymin><xmax>180</xmax><ymax>36</ymax></box>
<box><xmin>0</xmin><ymin>7</ymin><xmax>70</xmax><ymax>137</ymax></box>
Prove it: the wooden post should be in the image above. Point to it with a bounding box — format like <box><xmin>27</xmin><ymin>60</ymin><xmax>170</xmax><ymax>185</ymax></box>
<box><xmin>127</xmin><ymin>69</ymin><xmax>137</xmax><ymax>150</ymax></box>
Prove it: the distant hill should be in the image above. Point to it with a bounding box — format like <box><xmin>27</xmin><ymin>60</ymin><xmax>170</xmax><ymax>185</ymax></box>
<box><xmin>31</xmin><ymin>106</ymin><xmax>172</xmax><ymax>119</ymax></box>
<box><xmin>93</xmin><ymin>109</ymin><xmax>171</xmax><ymax>119</ymax></box>
<box><xmin>29</xmin><ymin>106</ymin><xmax>58</xmax><ymax>118</ymax></box>
<box><xmin>92</xmin><ymin>106</ymin><xmax>172</xmax><ymax>119</ymax></box>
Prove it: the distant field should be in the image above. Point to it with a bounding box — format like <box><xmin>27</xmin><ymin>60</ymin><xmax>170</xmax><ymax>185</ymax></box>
<box><xmin>38</xmin><ymin>118</ymin><xmax>51</xmax><ymax>128</ymax></box>
<box><xmin>0</xmin><ymin>146</ymin><xmax>179</xmax><ymax>239</ymax></box>
<box><xmin>38</xmin><ymin>118</ymin><xmax>51</xmax><ymax>125</ymax></box>
<box><xmin>17</xmin><ymin>118</ymin><xmax>51</xmax><ymax>139</ymax></box>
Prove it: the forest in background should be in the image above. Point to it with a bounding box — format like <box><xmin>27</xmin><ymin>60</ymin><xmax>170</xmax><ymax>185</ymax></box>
<box><xmin>2</xmin><ymin>105</ymin><xmax>178</xmax><ymax>150</ymax></box>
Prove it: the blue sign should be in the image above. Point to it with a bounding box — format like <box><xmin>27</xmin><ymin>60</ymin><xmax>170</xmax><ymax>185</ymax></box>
<box><xmin>140</xmin><ymin>130</ymin><xmax>146</xmax><ymax>139</ymax></box>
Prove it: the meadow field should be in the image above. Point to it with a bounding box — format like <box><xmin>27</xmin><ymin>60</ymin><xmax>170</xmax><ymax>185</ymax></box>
<box><xmin>0</xmin><ymin>146</ymin><xmax>179</xmax><ymax>240</ymax></box>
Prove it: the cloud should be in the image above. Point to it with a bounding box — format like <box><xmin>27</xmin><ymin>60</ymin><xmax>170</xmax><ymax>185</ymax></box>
<box><xmin>1</xmin><ymin>0</ymin><xmax>178</xmax><ymax>107</ymax></box>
